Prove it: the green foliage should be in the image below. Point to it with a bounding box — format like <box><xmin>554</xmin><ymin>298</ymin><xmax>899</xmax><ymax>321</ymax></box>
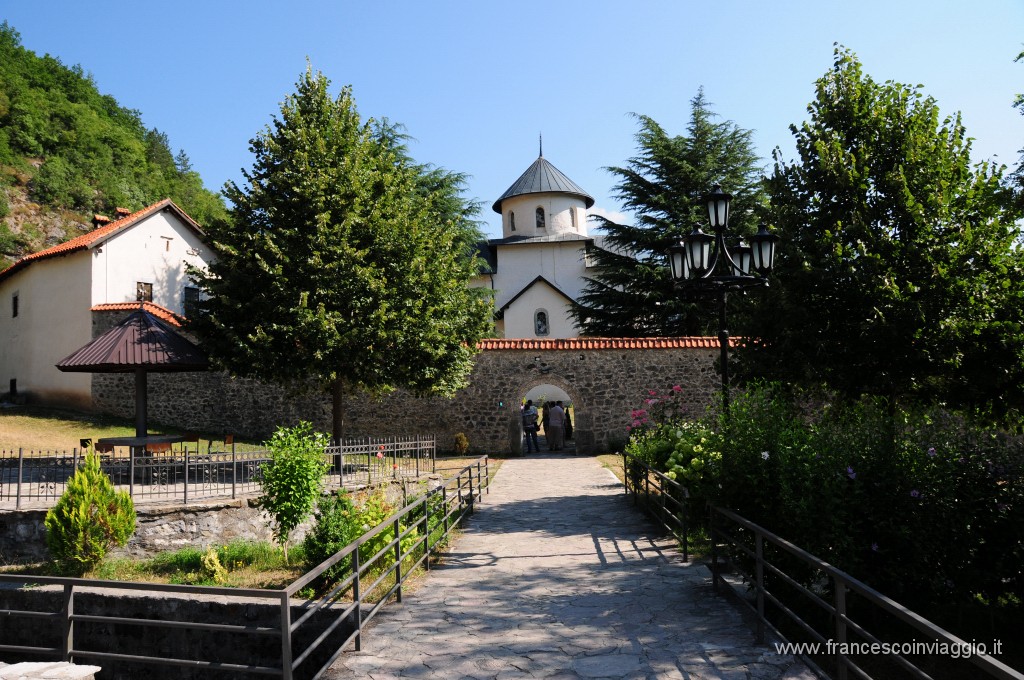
<box><xmin>0</xmin><ymin>21</ymin><xmax>227</xmax><ymax>224</ymax></box>
<box><xmin>44</xmin><ymin>450</ymin><xmax>136</xmax><ymax>575</ymax></box>
<box><xmin>572</xmin><ymin>91</ymin><xmax>765</xmax><ymax>336</ymax></box>
<box><xmin>256</xmin><ymin>422</ymin><xmax>330</xmax><ymax>562</ymax></box>
<box><xmin>627</xmin><ymin>383</ymin><xmax>1024</xmax><ymax>614</ymax></box>
<box><xmin>743</xmin><ymin>46</ymin><xmax>1024</xmax><ymax>415</ymax></box>
<box><xmin>303</xmin><ymin>487</ymin><xmax>420</xmax><ymax>589</ymax></box>
<box><xmin>302</xmin><ymin>492</ymin><xmax>361</xmax><ymax>584</ymax></box>
<box><xmin>453</xmin><ymin>432</ymin><xmax>469</xmax><ymax>456</ymax></box>
<box><xmin>188</xmin><ymin>66</ymin><xmax>492</xmax><ymax>440</ymax></box>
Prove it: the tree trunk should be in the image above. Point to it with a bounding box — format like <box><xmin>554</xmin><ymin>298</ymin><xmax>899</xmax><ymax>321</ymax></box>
<box><xmin>332</xmin><ymin>378</ymin><xmax>345</xmax><ymax>445</ymax></box>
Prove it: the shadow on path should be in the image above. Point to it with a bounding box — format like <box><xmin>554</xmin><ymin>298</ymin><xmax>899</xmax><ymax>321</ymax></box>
<box><xmin>326</xmin><ymin>454</ymin><xmax>816</xmax><ymax>679</ymax></box>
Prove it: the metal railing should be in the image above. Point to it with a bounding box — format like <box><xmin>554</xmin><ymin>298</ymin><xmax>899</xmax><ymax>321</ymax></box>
<box><xmin>621</xmin><ymin>451</ymin><xmax>689</xmax><ymax>561</ymax></box>
<box><xmin>0</xmin><ymin>456</ymin><xmax>490</xmax><ymax>679</ymax></box>
<box><xmin>709</xmin><ymin>506</ymin><xmax>1024</xmax><ymax>680</ymax></box>
<box><xmin>0</xmin><ymin>436</ymin><xmax>435</xmax><ymax>508</ymax></box>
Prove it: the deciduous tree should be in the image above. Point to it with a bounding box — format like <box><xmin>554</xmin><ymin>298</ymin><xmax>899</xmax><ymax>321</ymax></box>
<box><xmin>741</xmin><ymin>47</ymin><xmax>1024</xmax><ymax>413</ymax></box>
<box><xmin>189</xmin><ymin>67</ymin><xmax>492</xmax><ymax>440</ymax></box>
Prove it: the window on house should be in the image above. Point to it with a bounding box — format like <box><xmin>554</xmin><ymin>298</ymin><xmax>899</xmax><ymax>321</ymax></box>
<box><xmin>535</xmin><ymin>207</ymin><xmax>545</xmax><ymax>229</ymax></box>
<box><xmin>162</xmin><ymin>236</ymin><xmax>173</xmax><ymax>252</ymax></box>
<box><xmin>510</xmin><ymin>211</ymin><xmax>516</xmax><ymax>231</ymax></box>
<box><xmin>183</xmin><ymin>287</ymin><xmax>201</xmax><ymax>319</ymax></box>
<box><xmin>535</xmin><ymin>309</ymin><xmax>550</xmax><ymax>336</ymax></box>
<box><xmin>11</xmin><ymin>292</ymin><xmax>18</xmax><ymax>318</ymax></box>
<box><xmin>136</xmin><ymin>282</ymin><xmax>153</xmax><ymax>302</ymax></box>
<box><xmin>571</xmin><ymin>208</ymin><xmax>577</xmax><ymax>230</ymax></box>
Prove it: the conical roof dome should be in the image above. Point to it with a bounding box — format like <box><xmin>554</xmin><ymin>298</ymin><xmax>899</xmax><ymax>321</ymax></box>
<box><xmin>492</xmin><ymin>155</ymin><xmax>595</xmax><ymax>213</ymax></box>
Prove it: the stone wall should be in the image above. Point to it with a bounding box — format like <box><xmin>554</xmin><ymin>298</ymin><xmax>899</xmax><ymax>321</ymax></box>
<box><xmin>0</xmin><ymin>500</ymin><xmax>289</xmax><ymax>563</ymax></box>
<box><xmin>91</xmin><ymin>311</ymin><xmax>721</xmax><ymax>455</ymax></box>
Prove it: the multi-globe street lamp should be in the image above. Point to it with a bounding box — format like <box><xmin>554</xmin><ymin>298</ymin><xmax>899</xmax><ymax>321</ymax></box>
<box><xmin>666</xmin><ymin>186</ymin><xmax>778</xmax><ymax>410</ymax></box>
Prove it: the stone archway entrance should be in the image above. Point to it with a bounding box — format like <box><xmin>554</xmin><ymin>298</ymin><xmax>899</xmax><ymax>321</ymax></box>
<box><xmin>511</xmin><ymin>376</ymin><xmax>584</xmax><ymax>455</ymax></box>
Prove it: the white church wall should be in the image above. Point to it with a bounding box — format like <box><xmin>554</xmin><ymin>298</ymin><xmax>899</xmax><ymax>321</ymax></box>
<box><xmin>503</xmin><ymin>283</ymin><xmax>577</xmax><ymax>339</ymax></box>
<box><xmin>490</xmin><ymin>241</ymin><xmax>588</xmax><ymax>315</ymax></box>
<box><xmin>501</xmin><ymin>193</ymin><xmax>587</xmax><ymax>239</ymax></box>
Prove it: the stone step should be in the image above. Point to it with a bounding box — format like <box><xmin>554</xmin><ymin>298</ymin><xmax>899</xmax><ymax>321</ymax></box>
<box><xmin>0</xmin><ymin>661</ymin><xmax>101</xmax><ymax>679</ymax></box>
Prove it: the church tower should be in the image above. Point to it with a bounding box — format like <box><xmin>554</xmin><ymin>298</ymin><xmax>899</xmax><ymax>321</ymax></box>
<box><xmin>475</xmin><ymin>146</ymin><xmax>596</xmax><ymax>339</ymax></box>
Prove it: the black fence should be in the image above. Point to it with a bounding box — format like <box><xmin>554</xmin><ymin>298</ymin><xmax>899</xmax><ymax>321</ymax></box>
<box><xmin>710</xmin><ymin>506</ymin><xmax>1023</xmax><ymax>680</ymax></box>
<box><xmin>0</xmin><ymin>436</ymin><xmax>436</xmax><ymax>509</ymax></box>
<box><xmin>621</xmin><ymin>450</ymin><xmax>690</xmax><ymax>561</ymax></box>
<box><xmin>0</xmin><ymin>456</ymin><xmax>490</xmax><ymax>680</ymax></box>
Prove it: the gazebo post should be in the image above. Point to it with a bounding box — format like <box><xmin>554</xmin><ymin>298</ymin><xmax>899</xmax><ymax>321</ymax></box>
<box><xmin>135</xmin><ymin>368</ymin><xmax>147</xmax><ymax>438</ymax></box>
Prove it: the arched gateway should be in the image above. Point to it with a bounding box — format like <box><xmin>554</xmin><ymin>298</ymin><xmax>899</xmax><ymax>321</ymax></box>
<box><xmin>436</xmin><ymin>338</ymin><xmax>724</xmax><ymax>455</ymax></box>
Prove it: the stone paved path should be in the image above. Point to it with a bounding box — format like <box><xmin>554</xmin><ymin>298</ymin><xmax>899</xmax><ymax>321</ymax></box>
<box><xmin>326</xmin><ymin>454</ymin><xmax>815</xmax><ymax>679</ymax></box>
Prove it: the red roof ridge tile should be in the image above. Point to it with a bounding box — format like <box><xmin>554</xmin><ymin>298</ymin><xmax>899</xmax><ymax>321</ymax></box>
<box><xmin>475</xmin><ymin>336</ymin><xmax>737</xmax><ymax>350</ymax></box>
<box><xmin>91</xmin><ymin>302</ymin><xmax>183</xmax><ymax>327</ymax></box>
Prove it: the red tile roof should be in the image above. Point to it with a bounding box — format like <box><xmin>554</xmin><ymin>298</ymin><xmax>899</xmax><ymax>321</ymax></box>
<box><xmin>91</xmin><ymin>302</ymin><xmax>183</xmax><ymax>327</ymax></box>
<box><xmin>477</xmin><ymin>337</ymin><xmax>736</xmax><ymax>350</ymax></box>
<box><xmin>0</xmin><ymin>199</ymin><xmax>204</xmax><ymax>285</ymax></box>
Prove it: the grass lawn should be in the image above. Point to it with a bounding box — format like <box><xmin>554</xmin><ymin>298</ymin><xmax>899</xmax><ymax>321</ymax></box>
<box><xmin>0</xmin><ymin>404</ymin><xmax>250</xmax><ymax>452</ymax></box>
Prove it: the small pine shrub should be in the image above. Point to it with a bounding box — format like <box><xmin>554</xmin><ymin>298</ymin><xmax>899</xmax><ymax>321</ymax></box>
<box><xmin>44</xmin><ymin>451</ymin><xmax>135</xmax><ymax>575</ymax></box>
<box><xmin>453</xmin><ymin>432</ymin><xmax>469</xmax><ymax>456</ymax></box>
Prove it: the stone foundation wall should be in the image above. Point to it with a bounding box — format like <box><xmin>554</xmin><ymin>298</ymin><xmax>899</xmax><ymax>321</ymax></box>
<box><xmin>91</xmin><ymin>311</ymin><xmax>720</xmax><ymax>455</ymax></box>
<box><xmin>0</xmin><ymin>500</ymin><xmax>292</xmax><ymax>563</ymax></box>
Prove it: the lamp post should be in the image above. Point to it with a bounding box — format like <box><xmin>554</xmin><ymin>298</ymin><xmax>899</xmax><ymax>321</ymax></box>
<box><xmin>666</xmin><ymin>186</ymin><xmax>778</xmax><ymax>410</ymax></box>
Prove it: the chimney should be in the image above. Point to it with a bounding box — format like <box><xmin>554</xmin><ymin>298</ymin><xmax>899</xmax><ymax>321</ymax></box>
<box><xmin>92</xmin><ymin>214</ymin><xmax>111</xmax><ymax>230</ymax></box>
<box><xmin>115</xmin><ymin>207</ymin><xmax>132</xmax><ymax>218</ymax></box>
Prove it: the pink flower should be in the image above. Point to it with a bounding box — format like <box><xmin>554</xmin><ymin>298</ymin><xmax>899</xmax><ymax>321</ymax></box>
<box><xmin>648</xmin><ymin>390</ymin><xmax>656</xmax><ymax>396</ymax></box>
<box><xmin>672</xmin><ymin>385</ymin><xmax>682</xmax><ymax>392</ymax></box>
<box><xmin>376</xmin><ymin>452</ymin><xmax>384</xmax><ymax>459</ymax></box>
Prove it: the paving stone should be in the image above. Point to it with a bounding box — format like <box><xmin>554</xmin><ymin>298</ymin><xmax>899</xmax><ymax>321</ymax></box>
<box><xmin>324</xmin><ymin>456</ymin><xmax>817</xmax><ymax>679</ymax></box>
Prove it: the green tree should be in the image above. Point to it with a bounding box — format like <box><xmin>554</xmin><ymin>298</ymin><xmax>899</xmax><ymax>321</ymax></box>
<box><xmin>742</xmin><ymin>47</ymin><xmax>1024</xmax><ymax>412</ymax></box>
<box><xmin>45</xmin><ymin>450</ymin><xmax>136</xmax><ymax>575</ymax></box>
<box><xmin>256</xmin><ymin>422</ymin><xmax>330</xmax><ymax>563</ymax></box>
<box><xmin>571</xmin><ymin>91</ymin><xmax>765</xmax><ymax>337</ymax></box>
<box><xmin>188</xmin><ymin>67</ymin><xmax>493</xmax><ymax>440</ymax></box>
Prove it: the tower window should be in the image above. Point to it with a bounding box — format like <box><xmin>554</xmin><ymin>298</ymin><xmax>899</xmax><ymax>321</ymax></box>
<box><xmin>136</xmin><ymin>282</ymin><xmax>153</xmax><ymax>302</ymax></box>
<box><xmin>571</xmin><ymin>208</ymin><xmax>577</xmax><ymax>230</ymax></box>
<box><xmin>11</xmin><ymin>292</ymin><xmax>18</xmax><ymax>318</ymax></box>
<box><xmin>535</xmin><ymin>207</ymin><xmax>545</xmax><ymax>229</ymax></box>
<box><xmin>510</xmin><ymin>211</ymin><xmax>516</xmax><ymax>231</ymax></box>
<box><xmin>535</xmin><ymin>309</ymin><xmax>550</xmax><ymax>336</ymax></box>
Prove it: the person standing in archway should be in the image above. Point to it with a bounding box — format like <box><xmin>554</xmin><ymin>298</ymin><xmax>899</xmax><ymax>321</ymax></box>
<box><xmin>548</xmin><ymin>401</ymin><xmax>565</xmax><ymax>451</ymax></box>
<box><xmin>522</xmin><ymin>400</ymin><xmax>540</xmax><ymax>454</ymax></box>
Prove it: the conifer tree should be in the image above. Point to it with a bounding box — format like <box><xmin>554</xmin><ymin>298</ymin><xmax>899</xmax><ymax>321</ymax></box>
<box><xmin>571</xmin><ymin>91</ymin><xmax>764</xmax><ymax>337</ymax></box>
<box><xmin>189</xmin><ymin>67</ymin><xmax>492</xmax><ymax>440</ymax></box>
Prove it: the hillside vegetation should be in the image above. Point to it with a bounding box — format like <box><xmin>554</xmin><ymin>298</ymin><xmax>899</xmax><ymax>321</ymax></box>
<box><xmin>0</xmin><ymin>22</ymin><xmax>228</xmax><ymax>268</ymax></box>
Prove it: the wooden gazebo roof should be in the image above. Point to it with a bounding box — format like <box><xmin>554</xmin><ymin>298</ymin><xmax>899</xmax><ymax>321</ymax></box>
<box><xmin>57</xmin><ymin>308</ymin><xmax>208</xmax><ymax>373</ymax></box>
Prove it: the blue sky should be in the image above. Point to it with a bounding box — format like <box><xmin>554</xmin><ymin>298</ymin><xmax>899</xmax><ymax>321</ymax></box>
<box><xmin>4</xmin><ymin>1</ymin><xmax>1022</xmax><ymax>238</ymax></box>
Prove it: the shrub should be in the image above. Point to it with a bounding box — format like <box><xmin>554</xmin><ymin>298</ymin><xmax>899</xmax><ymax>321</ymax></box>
<box><xmin>44</xmin><ymin>450</ymin><xmax>135</xmax><ymax>575</ymax></box>
<box><xmin>256</xmin><ymin>422</ymin><xmax>330</xmax><ymax>563</ymax></box>
<box><xmin>303</xmin><ymin>492</ymin><xmax>361</xmax><ymax>584</ymax></box>
<box><xmin>453</xmin><ymin>432</ymin><xmax>469</xmax><ymax>456</ymax></box>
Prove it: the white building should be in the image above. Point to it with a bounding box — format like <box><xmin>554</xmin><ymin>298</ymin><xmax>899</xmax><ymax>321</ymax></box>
<box><xmin>0</xmin><ymin>199</ymin><xmax>212</xmax><ymax>408</ymax></box>
<box><xmin>474</xmin><ymin>153</ymin><xmax>597</xmax><ymax>339</ymax></box>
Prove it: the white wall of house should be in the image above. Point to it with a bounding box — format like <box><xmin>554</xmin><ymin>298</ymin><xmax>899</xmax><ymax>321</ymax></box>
<box><xmin>503</xmin><ymin>283</ymin><xmax>577</xmax><ymax>339</ymax></box>
<box><xmin>501</xmin><ymin>193</ymin><xmax>588</xmax><ymax>239</ymax></box>
<box><xmin>0</xmin><ymin>253</ymin><xmax>93</xmax><ymax>407</ymax></box>
<box><xmin>90</xmin><ymin>211</ymin><xmax>210</xmax><ymax>316</ymax></box>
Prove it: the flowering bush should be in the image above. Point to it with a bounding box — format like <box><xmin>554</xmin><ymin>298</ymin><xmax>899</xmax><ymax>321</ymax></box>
<box><xmin>624</xmin><ymin>382</ymin><xmax>1024</xmax><ymax>616</ymax></box>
